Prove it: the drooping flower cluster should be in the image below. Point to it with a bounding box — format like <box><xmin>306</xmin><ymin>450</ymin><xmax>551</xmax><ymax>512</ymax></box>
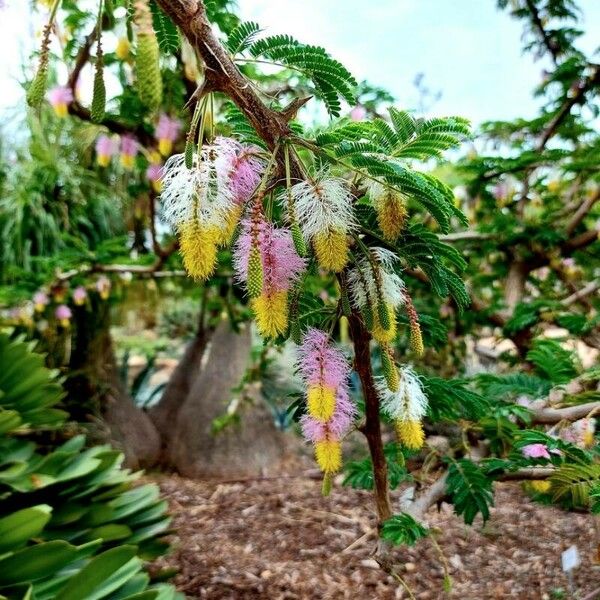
<box><xmin>47</xmin><ymin>86</ymin><xmax>73</xmax><ymax>118</ymax></box>
<box><xmin>284</xmin><ymin>172</ymin><xmax>355</xmax><ymax>272</ymax></box>
<box><xmin>55</xmin><ymin>304</ymin><xmax>72</xmax><ymax>327</ymax></box>
<box><xmin>234</xmin><ymin>219</ymin><xmax>305</xmax><ymax>338</ymax></box>
<box><xmin>96</xmin><ymin>275</ymin><xmax>111</xmax><ymax>300</ymax></box>
<box><xmin>95</xmin><ymin>134</ymin><xmax>117</xmax><ymax>167</ymax></box>
<box><xmin>377</xmin><ymin>365</ymin><xmax>428</xmax><ymax>450</ymax></box>
<box><xmin>347</xmin><ymin>247</ymin><xmax>406</xmax><ymax>344</ymax></box>
<box><xmin>73</xmin><ymin>286</ymin><xmax>88</xmax><ymax>306</ymax></box>
<box><xmin>33</xmin><ymin>291</ymin><xmax>49</xmax><ymax>313</ymax></box>
<box><xmin>369</xmin><ymin>181</ymin><xmax>408</xmax><ymax>243</ymax></box>
<box><xmin>298</xmin><ymin>329</ymin><xmax>355</xmax><ymax>476</ymax></box>
<box><xmin>155</xmin><ymin>113</ymin><xmax>181</xmax><ymax>157</ymax></box>
<box><xmin>160</xmin><ymin>137</ymin><xmax>264</xmax><ymax>281</ymax></box>
<box><xmin>120</xmin><ymin>135</ymin><xmax>138</xmax><ymax>170</ymax></box>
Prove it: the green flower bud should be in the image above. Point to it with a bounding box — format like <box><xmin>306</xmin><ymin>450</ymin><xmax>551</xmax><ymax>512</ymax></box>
<box><xmin>247</xmin><ymin>246</ymin><xmax>263</xmax><ymax>298</ymax></box>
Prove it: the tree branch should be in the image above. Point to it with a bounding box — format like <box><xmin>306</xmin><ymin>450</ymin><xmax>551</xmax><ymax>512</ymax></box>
<box><xmin>347</xmin><ymin>309</ymin><xmax>393</xmax><ymax>526</ymax></box>
<box><xmin>531</xmin><ymin>401</ymin><xmax>600</xmax><ymax>425</ymax></box>
<box><xmin>565</xmin><ymin>189</ymin><xmax>600</xmax><ymax>236</ymax></box>
<box><xmin>537</xmin><ymin>64</ymin><xmax>600</xmax><ymax>151</ymax></box>
<box><xmin>524</xmin><ymin>0</ymin><xmax>561</xmax><ymax>65</ymax></box>
<box><xmin>153</xmin><ymin>0</ymin><xmax>303</xmax><ymax>179</ymax></box>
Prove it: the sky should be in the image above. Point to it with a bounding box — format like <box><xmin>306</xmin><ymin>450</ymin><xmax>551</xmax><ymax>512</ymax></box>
<box><xmin>0</xmin><ymin>1</ymin><xmax>599</xmax><ymax>127</ymax></box>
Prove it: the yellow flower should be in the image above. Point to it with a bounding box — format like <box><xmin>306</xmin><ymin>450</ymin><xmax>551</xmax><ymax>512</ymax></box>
<box><xmin>315</xmin><ymin>439</ymin><xmax>342</xmax><ymax>473</ymax></box>
<box><xmin>115</xmin><ymin>37</ymin><xmax>130</xmax><ymax>60</ymax></box>
<box><xmin>307</xmin><ymin>384</ymin><xmax>337</xmax><ymax>422</ymax></box>
<box><xmin>97</xmin><ymin>154</ymin><xmax>111</xmax><ymax>167</ymax></box>
<box><xmin>313</xmin><ymin>229</ymin><xmax>348</xmax><ymax>272</ymax></box>
<box><xmin>375</xmin><ymin>191</ymin><xmax>407</xmax><ymax>242</ymax></box>
<box><xmin>120</xmin><ymin>154</ymin><xmax>135</xmax><ymax>170</ymax></box>
<box><xmin>53</xmin><ymin>103</ymin><xmax>68</xmax><ymax>118</ymax></box>
<box><xmin>178</xmin><ymin>221</ymin><xmax>219</xmax><ymax>281</ymax></box>
<box><xmin>215</xmin><ymin>206</ymin><xmax>242</xmax><ymax>246</ymax></box>
<box><xmin>530</xmin><ymin>480</ymin><xmax>551</xmax><ymax>494</ymax></box>
<box><xmin>371</xmin><ymin>304</ymin><xmax>397</xmax><ymax>343</ymax></box>
<box><xmin>395</xmin><ymin>420</ymin><xmax>425</xmax><ymax>450</ymax></box>
<box><xmin>158</xmin><ymin>138</ymin><xmax>173</xmax><ymax>157</ymax></box>
<box><xmin>410</xmin><ymin>321</ymin><xmax>424</xmax><ymax>357</ymax></box>
<box><xmin>251</xmin><ymin>290</ymin><xmax>288</xmax><ymax>338</ymax></box>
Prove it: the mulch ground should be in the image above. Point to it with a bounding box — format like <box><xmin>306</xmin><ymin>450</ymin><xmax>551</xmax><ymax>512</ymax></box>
<box><xmin>154</xmin><ymin>471</ymin><xmax>600</xmax><ymax>600</ymax></box>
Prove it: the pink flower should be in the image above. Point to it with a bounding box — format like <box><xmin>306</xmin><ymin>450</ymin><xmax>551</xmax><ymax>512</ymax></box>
<box><xmin>47</xmin><ymin>86</ymin><xmax>73</xmax><ymax>117</ymax></box>
<box><xmin>521</xmin><ymin>443</ymin><xmax>551</xmax><ymax>460</ymax></box>
<box><xmin>95</xmin><ymin>135</ymin><xmax>117</xmax><ymax>167</ymax></box>
<box><xmin>227</xmin><ymin>147</ymin><xmax>263</xmax><ymax>204</ymax></box>
<box><xmin>155</xmin><ymin>114</ymin><xmax>181</xmax><ymax>141</ymax></box>
<box><xmin>146</xmin><ymin>163</ymin><xmax>163</xmax><ymax>192</ymax></box>
<box><xmin>147</xmin><ymin>163</ymin><xmax>163</xmax><ymax>181</ymax></box>
<box><xmin>33</xmin><ymin>291</ymin><xmax>49</xmax><ymax>309</ymax></box>
<box><xmin>55</xmin><ymin>304</ymin><xmax>72</xmax><ymax>321</ymax></box>
<box><xmin>155</xmin><ymin>114</ymin><xmax>181</xmax><ymax>156</ymax></box>
<box><xmin>297</xmin><ymin>328</ymin><xmax>355</xmax><ymax>444</ymax></box>
<box><xmin>297</xmin><ymin>328</ymin><xmax>350</xmax><ymax>390</ymax></box>
<box><xmin>96</xmin><ymin>276</ymin><xmax>111</xmax><ymax>299</ymax></box>
<box><xmin>120</xmin><ymin>136</ymin><xmax>138</xmax><ymax>169</ymax></box>
<box><xmin>349</xmin><ymin>106</ymin><xmax>367</xmax><ymax>121</ymax></box>
<box><xmin>72</xmin><ymin>286</ymin><xmax>87</xmax><ymax>305</ymax></box>
<box><xmin>493</xmin><ymin>181</ymin><xmax>509</xmax><ymax>201</ymax></box>
<box><xmin>234</xmin><ymin>220</ymin><xmax>305</xmax><ymax>294</ymax></box>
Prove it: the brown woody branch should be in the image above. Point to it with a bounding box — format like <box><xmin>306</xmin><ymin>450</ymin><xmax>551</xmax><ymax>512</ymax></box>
<box><xmin>524</xmin><ymin>0</ymin><xmax>561</xmax><ymax>65</ymax></box>
<box><xmin>153</xmin><ymin>0</ymin><xmax>304</xmax><ymax>179</ymax></box>
<box><xmin>537</xmin><ymin>64</ymin><xmax>600</xmax><ymax>151</ymax></box>
<box><xmin>531</xmin><ymin>401</ymin><xmax>600</xmax><ymax>425</ymax></box>
<box><xmin>347</xmin><ymin>309</ymin><xmax>393</xmax><ymax>526</ymax></box>
<box><xmin>565</xmin><ymin>189</ymin><xmax>600</xmax><ymax>236</ymax></box>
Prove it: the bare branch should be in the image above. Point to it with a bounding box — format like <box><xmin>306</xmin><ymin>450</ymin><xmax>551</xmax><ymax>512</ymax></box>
<box><xmin>564</xmin><ymin>279</ymin><xmax>600</xmax><ymax>306</ymax></box>
<box><xmin>531</xmin><ymin>401</ymin><xmax>600</xmax><ymax>425</ymax></box>
<box><xmin>496</xmin><ymin>468</ymin><xmax>554</xmax><ymax>481</ymax></box>
<box><xmin>565</xmin><ymin>189</ymin><xmax>600</xmax><ymax>236</ymax></box>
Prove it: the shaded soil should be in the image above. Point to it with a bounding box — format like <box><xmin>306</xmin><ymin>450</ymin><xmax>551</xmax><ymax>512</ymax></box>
<box><xmin>155</xmin><ymin>471</ymin><xmax>600</xmax><ymax>599</ymax></box>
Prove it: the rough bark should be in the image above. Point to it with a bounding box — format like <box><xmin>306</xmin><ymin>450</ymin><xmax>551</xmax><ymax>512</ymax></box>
<box><xmin>347</xmin><ymin>311</ymin><xmax>393</xmax><ymax>526</ymax></box>
<box><xmin>67</xmin><ymin>298</ymin><xmax>161</xmax><ymax>469</ymax></box>
<box><xmin>167</xmin><ymin>320</ymin><xmax>286</xmax><ymax>478</ymax></box>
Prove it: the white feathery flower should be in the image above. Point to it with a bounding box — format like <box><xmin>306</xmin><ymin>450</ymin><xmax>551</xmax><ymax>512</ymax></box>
<box><xmin>283</xmin><ymin>171</ymin><xmax>356</xmax><ymax>239</ymax></box>
<box><xmin>377</xmin><ymin>365</ymin><xmax>428</xmax><ymax>421</ymax></box>
<box><xmin>347</xmin><ymin>247</ymin><xmax>405</xmax><ymax>309</ymax></box>
<box><xmin>160</xmin><ymin>140</ymin><xmax>236</xmax><ymax>229</ymax></box>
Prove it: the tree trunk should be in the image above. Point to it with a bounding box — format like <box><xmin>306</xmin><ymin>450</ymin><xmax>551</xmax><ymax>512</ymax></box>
<box><xmin>149</xmin><ymin>327</ymin><xmax>209</xmax><ymax>443</ymax></box>
<box><xmin>167</xmin><ymin>320</ymin><xmax>286</xmax><ymax>478</ymax></box>
<box><xmin>67</xmin><ymin>297</ymin><xmax>161</xmax><ymax>469</ymax></box>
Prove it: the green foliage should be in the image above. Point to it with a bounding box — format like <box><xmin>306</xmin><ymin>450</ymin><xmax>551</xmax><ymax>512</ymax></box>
<box><xmin>0</xmin><ymin>115</ymin><xmax>122</xmax><ymax>286</ymax></box>
<box><xmin>422</xmin><ymin>376</ymin><xmax>488</xmax><ymax>421</ymax></box>
<box><xmin>149</xmin><ymin>1</ymin><xmax>180</xmax><ymax>54</ymax></box>
<box><xmin>0</xmin><ymin>334</ymin><xmax>180</xmax><ymax>599</ymax></box>
<box><xmin>475</xmin><ymin>372</ymin><xmax>552</xmax><ymax>403</ymax></box>
<box><xmin>243</xmin><ymin>33</ymin><xmax>357</xmax><ymax>116</ymax></box>
<box><xmin>446</xmin><ymin>459</ymin><xmax>494</xmax><ymax>525</ymax></box>
<box><xmin>343</xmin><ymin>444</ymin><xmax>410</xmax><ymax>491</ymax></box>
<box><xmin>526</xmin><ymin>339</ymin><xmax>578</xmax><ymax>384</ymax></box>
<box><xmin>225</xmin><ymin>21</ymin><xmax>262</xmax><ymax>55</ymax></box>
<box><xmin>550</xmin><ymin>463</ymin><xmax>600</xmax><ymax>508</ymax></box>
<box><xmin>381</xmin><ymin>513</ymin><xmax>429</xmax><ymax>546</ymax></box>
<box><xmin>324</xmin><ymin>117</ymin><xmax>469</xmax><ymax>232</ymax></box>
